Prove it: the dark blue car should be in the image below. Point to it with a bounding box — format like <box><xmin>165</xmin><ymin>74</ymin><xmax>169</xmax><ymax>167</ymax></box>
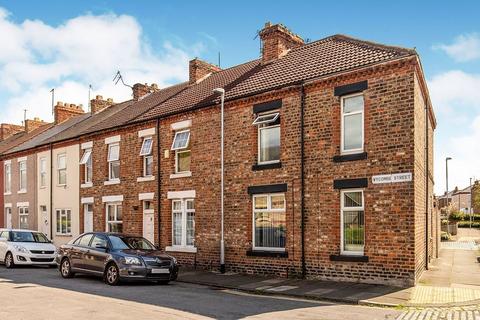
<box><xmin>56</xmin><ymin>232</ymin><xmax>178</xmax><ymax>285</ymax></box>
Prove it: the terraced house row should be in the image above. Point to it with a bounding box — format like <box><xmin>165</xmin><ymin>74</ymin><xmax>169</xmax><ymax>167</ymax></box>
<box><xmin>0</xmin><ymin>23</ymin><xmax>437</xmax><ymax>286</ymax></box>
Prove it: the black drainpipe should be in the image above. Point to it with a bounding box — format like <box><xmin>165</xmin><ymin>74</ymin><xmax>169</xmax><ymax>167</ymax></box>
<box><xmin>425</xmin><ymin>100</ymin><xmax>429</xmax><ymax>270</ymax></box>
<box><xmin>300</xmin><ymin>83</ymin><xmax>306</xmax><ymax>278</ymax></box>
<box><xmin>49</xmin><ymin>143</ymin><xmax>53</xmax><ymax>241</ymax></box>
<box><xmin>156</xmin><ymin>118</ymin><xmax>161</xmax><ymax>248</ymax></box>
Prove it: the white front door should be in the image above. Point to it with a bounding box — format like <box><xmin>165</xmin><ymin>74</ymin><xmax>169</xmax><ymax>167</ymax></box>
<box><xmin>143</xmin><ymin>212</ymin><xmax>154</xmax><ymax>243</ymax></box>
<box><xmin>84</xmin><ymin>204</ymin><xmax>93</xmax><ymax>233</ymax></box>
<box><xmin>40</xmin><ymin>206</ymin><xmax>49</xmax><ymax>236</ymax></box>
<box><xmin>5</xmin><ymin>207</ymin><xmax>12</xmax><ymax>229</ymax></box>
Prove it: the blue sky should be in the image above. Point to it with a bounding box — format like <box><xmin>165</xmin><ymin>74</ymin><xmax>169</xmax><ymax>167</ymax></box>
<box><xmin>0</xmin><ymin>0</ymin><xmax>479</xmax><ymax>194</ymax></box>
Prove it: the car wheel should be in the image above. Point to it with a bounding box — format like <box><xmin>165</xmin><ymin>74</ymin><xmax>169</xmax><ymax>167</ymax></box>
<box><xmin>156</xmin><ymin>280</ymin><xmax>170</xmax><ymax>285</ymax></box>
<box><xmin>5</xmin><ymin>252</ymin><xmax>14</xmax><ymax>269</ymax></box>
<box><xmin>60</xmin><ymin>258</ymin><xmax>74</xmax><ymax>278</ymax></box>
<box><xmin>105</xmin><ymin>263</ymin><xmax>120</xmax><ymax>286</ymax></box>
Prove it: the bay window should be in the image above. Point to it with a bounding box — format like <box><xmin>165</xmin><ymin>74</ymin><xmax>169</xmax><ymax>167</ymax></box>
<box><xmin>253</xmin><ymin>193</ymin><xmax>286</xmax><ymax>251</ymax></box>
<box><xmin>253</xmin><ymin>112</ymin><xmax>280</xmax><ymax>164</ymax></box>
<box><xmin>341</xmin><ymin>94</ymin><xmax>364</xmax><ymax>154</ymax></box>
<box><xmin>171</xmin><ymin>130</ymin><xmax>191</xmax><ymax>173</ymax></box>
<box><xmin>340</xmin><ymin>190</ymin><xmax>365</xmax><ymax>255</ymax></box>
<box><xmin>107</xmin><ymin>143</ymin><xmax>120</xmax><ymax>181</ymax></box>
<box><xmin>106</xmin><ymin>203</ymin><xmax>122</xmax><ymax>232</ymax></box>
<box><xmin>172</xmin><ymin>199</ymin><xmax>195</xmax><ymax>247</ymax></box>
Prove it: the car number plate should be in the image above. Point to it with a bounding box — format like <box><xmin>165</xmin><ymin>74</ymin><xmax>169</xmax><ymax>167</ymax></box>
<box><xmin>151</xmin><ymin>268</ymin><xmax>170</xmax><ymax>274</ymax></box>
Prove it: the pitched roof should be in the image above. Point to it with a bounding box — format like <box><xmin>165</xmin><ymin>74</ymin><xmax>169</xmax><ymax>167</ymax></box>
<box><xmin>0</xmin><ymin>124</ymin><xmax>53</xmax><ymax>155</ymax></box>
<box><xmin>6</xmin><ymin>115</ymin><xmax>90</xmax><ymax>154</ymax></box>
<box><xmin>133</xmin><ymin>34</ymin><xmax>415</xmax><ymax>121</ymax></box>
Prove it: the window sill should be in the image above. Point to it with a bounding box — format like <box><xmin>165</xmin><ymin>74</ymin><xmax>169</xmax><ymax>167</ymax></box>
<box><xmin>252</xmin><ymin>162</ymin><xmax>282</xmax><ymax>171</ymax></box>
<box><xmin>333</xmin><ymin>152</ymin><xmax>367</xmax><ymax>162</ymax></box>
<box><xmin>137</xmin><ymin>176</ymin><xmax>155</xmax><ymax>182</ymax></box>
<box><xmin>329</xmin><ymin>254</ymin><xmax>368</xmax><ymax>262</ymax></box>
<box><xmin>170</xmin><ymin>171</ymin><xmax>192</xmax><ymax>179</ymax></box>
<box><xmin>57</xmin><ymin>184</ymin><xmax>67</xmax><ymax>188</ymax></box>
<box><xmin>104</xmin><ymin>180</ymin><xmax>120</xmax><ymax>185</ymax></box>
<box><xmin>17</xmin><ymin>189</ymin><xmax>27</xmax><ymax>194</ymax></box>
<box><xmin>246</xmin><ymin>250</ymin><xmax>288</xmax><ymax>258</ymax></box>
<box><xmin>55</xmin><ymin>234</ymin><xmax>72</xmax><ymax>237</ymax></box>
<box><xmin>81</xmin><ymin>182</ymin><xmax>93</xmax><ymax>188</ymax></box>
<box><xmin>4</xmin><ymin>192</ymin><xmax>11</xmax><ymax>196</ymax></box>
<box><xmin>165</xmin><ymin>246</ymin><xmax>197</xmax><ymax>253</ymax></box>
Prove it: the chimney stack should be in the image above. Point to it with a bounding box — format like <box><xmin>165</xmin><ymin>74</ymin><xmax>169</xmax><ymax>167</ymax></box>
<box><xmin>54</xmin><ymin>102</ymin><xmax>84</xmax><ymax>124</ymax></box>
<box><xmin>259</xmin><ymin>22</ymin><xmax>304</xmax><ymax>63</ymax></box>
<box><xmin>132</xmin><ymin>83</ymin><xmax>159</xmax><ymax>101</ymax></box>
<box><xmin>24</xmin><ymin>117</ymin><xmax>48</xmax><ymax>132</ymax></box>
<box><xmin>0</xmin><ymin>123</ymin><xmax>24</xmax><ymax>141</ymax></box>
<box><xmin>90</xmin><ymin>95</ymin><xmax>115</xmax><ymax>114</ymax></box>
<box><xmin>189</xmin><ymin>59</ymin><xmax>221</xmax><ymax>85</ymax></box>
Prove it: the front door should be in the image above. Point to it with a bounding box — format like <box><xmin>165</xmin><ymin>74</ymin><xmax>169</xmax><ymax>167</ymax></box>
<box><xmin>40</xmin><ymin>206</ymin><xmax>49</xmax><ymax>236</ymax></box>
<box><xmin>143</xmin><ymin>212</ymin><xmax>154</xmax><ymax>243</ymax></box>
<box><xmin>5</xmin><ymin>207</ymin><xmax>12</xmax><ymax>229</ymax></box>
<box><xmin>84</xmin><ymin>204</ymin><xmax>93</xmax><ymax>233</ymax></box>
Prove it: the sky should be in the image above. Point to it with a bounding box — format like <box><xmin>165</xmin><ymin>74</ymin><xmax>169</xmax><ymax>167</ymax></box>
<box><xmin>0</xmin><ymin>0</ymin><xmax>479</xmax><ymax>194</ymax></box>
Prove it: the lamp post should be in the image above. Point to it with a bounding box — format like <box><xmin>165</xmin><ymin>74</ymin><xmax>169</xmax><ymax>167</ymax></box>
<box><xmin>213</xmin><ymin>87</ymin><xmax>226</xmax><ymax>274</ymax></box>
<box><xmin>446</xmin><ymin>157</ymin><xmax>452</xmax><ymax>213</ymax></box>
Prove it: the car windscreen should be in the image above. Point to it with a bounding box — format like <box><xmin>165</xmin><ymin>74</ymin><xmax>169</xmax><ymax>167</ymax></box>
<box><xmin>11</xmin><ymin>231</ymin><xmax>50</xmax><ymax>243</ymax></box>
<box><xmin>108</xmin><ymin>236</ymin><xmax>155</xmax><ymax>250</ymax></box>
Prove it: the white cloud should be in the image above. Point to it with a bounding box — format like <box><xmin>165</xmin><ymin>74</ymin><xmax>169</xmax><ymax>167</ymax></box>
<box><xmin>428</xmin><ymin>70</ymin><xmax>480</xmax><ymax>194</ymax></box>
<box><xmin>434</xmin><ymin>33</ymin><xmax>480</xmax><ymax>62</ymax></box>
<box><xmin>0</xmin><ymin>8</ymin><xmax>203</xmax><ymax>124</ymax></box>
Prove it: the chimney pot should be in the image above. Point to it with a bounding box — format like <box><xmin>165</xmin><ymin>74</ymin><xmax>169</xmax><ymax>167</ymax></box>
<box><xmin>54</xmin><ymin>100</ymin><xmax>84</xmax><ymax>124</ymax></box>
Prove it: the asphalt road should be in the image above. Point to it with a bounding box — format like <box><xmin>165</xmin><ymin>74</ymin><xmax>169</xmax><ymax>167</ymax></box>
<box><xmin>0</xmin><ymin>265</ymin><xmax>401</xmax><ymax>320</ymax></box>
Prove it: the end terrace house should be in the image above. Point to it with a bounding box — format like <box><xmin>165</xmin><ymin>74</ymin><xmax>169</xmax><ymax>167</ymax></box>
<box><xmin>0</xmin><ymin>22</ymin><xmax>437</xmax><ymax>287</ymax></box>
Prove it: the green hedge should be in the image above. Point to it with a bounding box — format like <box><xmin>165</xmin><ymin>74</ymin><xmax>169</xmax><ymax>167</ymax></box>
<box><xmin>458</xmin><ymin>221</ymin><xmax>480</xmax><ymax>228</ymax></box>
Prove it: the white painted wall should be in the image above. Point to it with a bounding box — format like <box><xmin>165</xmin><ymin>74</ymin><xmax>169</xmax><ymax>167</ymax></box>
<box><xmin>52</xmin><ymin>145</ymin><xmax>80</xmax><ymax>246</ymax></box>
<box><xmin>36</xmin><ymin>151</ymin><xmax>51</xmax><ymax>238</ymax></box>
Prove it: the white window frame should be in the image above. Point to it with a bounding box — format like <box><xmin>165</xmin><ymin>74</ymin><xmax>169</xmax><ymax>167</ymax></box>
<box><xmin>57</xmin><ymin>153</ymin><xmax>67</xmax><ymax>186</ymax></box>
<box><xmin>105</xmin><ymin>202</ymin><xmax>122</xmax><ymax>232</ymax></box>
<box><xmin>18</xmin><ymin>206</ymin><xmax>29</xmax><ymax>229</ymax></box>
<box><xmin>19</xmin><ymin>160</ymin><xmax>27</xmax><ymax>192</ymax></box>
<box><xmin>140</xmin><ymin>136</ymin><xmax>154</xmax><ymax>177</ymax></box>
<box><xmin>140</xmin><ymin>137</ymin><xmax>153</xmax><ymax>156</ymax></box>
<box><xmin>4</xmin><ymin>162</ymin><xmax>11</xmax><ymax>194</ymax></box>
<box><xmin>171</xmin><ymin>129</ymin><xmax>190</xmax><ymax>151</ymax></box>
<box><xmin>171</xmin><ymin>199</ymin><xmax>195</xmax><ymax>248</ymax></box>
<box><xmin>340</xmin><ymin>189</ymin><xmax>365</xmax><ymax>256</ymax></box>
<box><xmin>255</xmin><ymin>111</ymin><xmax>281</xmax><ymax>165</ymax></box>
<box><xmin>340</xmin><ymin>93</ymin><xmax>364</xmax><ymax>155</ymax></box>
<box><xmin>55</xmin><ymin>208</ymin><xmax>72</xmax><ymax>235</ymax></box>
<box><xmin>80</xmin><ymin>149</ymin><xmax>93</xmax><ymax>184</ymax></box>
<box><xmin>39</xmin><ymin>157</ymin><xmax>47</xmax><ymax>188</ymax></box>
<box><xmin>252</xmin><ymin>193</ymin><xmax>286</xmax><ymax>252</ymax></box>
<box><xmin>107</xmin><ymin>143</ymin><xmax>120</xmax><ymax>181</ymax></box>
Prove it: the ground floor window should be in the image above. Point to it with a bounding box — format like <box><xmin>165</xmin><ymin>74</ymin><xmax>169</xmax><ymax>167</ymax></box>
<box><xmin>56</xmin><ymin>209</ymin><xmax>72</xmax><ymax>235</ymax></box>
<box><xmin>253</xmin><ymin>194</ymin><xmax>286</xmax><ymax>251</ymax></box>
<box><xmin>341</xmin><ymin>189</ymin><xmax>365</xmax><ymax>255</ymax></box>
<box><xmin>106</xmin><ymin>203</ymin><xmax>122</xmax><ymax>233</ymax></box>
<box><xmin>18</xmin><ymin>207</ymin><xmax>29</xmax><ymax>229</ymax></box>
<box><xmin>172</xmin><ymin>199</ymin><xmax>195</xmax><ymax>247</ymax></box>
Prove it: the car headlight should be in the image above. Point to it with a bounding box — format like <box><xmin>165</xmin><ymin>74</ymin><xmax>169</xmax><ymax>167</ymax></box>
<box><xmin>171</xmin><ymin>256</ymin><xmax>177</xmax><ymax>265</ymax></box>
<box><xmin>13</xmin><ymin>245</ymin><xmax>28</xmax><ymax>253</ymax></box>
<box><xmin>124</xmin><ymin>257</ymin><xmax>142</xmax><ymax>265</ymax></box>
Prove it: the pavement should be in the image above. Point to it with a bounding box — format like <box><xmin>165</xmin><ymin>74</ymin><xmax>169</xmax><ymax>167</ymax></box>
<box><xmin>0</xmin><ymin>266</ymin><xmax>401</xmax><ymax>320</ymax></box>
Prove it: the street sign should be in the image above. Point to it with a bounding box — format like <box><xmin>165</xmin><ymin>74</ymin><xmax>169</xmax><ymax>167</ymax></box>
<box><xmin>372</xmin><ymin>172</ymin><xmax>412</xmax><ymax>184</ymax></box>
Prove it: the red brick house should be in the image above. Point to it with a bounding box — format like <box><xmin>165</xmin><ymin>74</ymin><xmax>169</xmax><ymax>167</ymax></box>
<box><xmin>0</xmin><ymin>23</ymin><xmax>436</xmax><ymax>286</ymax></box>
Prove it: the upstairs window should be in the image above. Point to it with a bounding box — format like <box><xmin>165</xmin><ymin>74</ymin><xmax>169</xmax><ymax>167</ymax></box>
<box><xmin>140</xmin><ymin>137</ymin><xmax>153</xmax><ymax>177</ymax></box>
<box><xmin>107</xmin><ymin>143</ymin><xmax>120</xmax><ymax>181</ymax></box>
<box><xmin>57</xmin><ymin>154</ymin><xmax>67</xmax><ymax>185</ymax></box>
<box><xmin>80</xmin><ymin>149</ymin><xmax>93</xmax><ymax>183</ymax></box>
<box><xmin>341</xmin><ymin>94</ymin><xmax>364</xmax><ymax>154</ymax></box>
<box><xmin>4</xmin><ymin>163</ymin><xmax>11</xmax><ymax>194</ymax></box>
<box><xmin>253</xmin><ymin>112</ymin><xmax>280</xmax><ymax>164</ymax></box>
<box><xmin>39</xmin><ymin>158</ymin><xmax>47</xmax><ymax>188</ymax></box>
<box><xmin>171</xmin><ymin>130</ymin><xmax>191</xmax><ymax>173</ymax></box>
<box><xmin>19</xmin><ymin>160</ymin><xmax>27</xmax><ymax>191</ymax></box>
